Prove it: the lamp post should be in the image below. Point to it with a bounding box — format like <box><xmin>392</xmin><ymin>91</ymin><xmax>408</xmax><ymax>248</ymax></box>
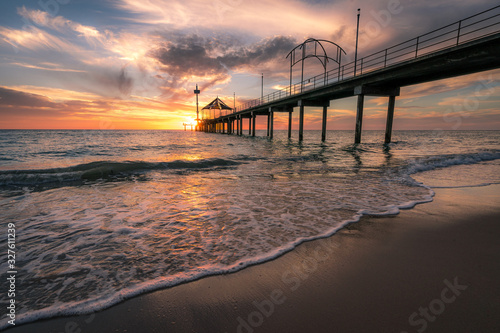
<box><xmin>261</xmin><ymin>73</ymin><xmax>264</xmax><ymax>103</ymax></box>
<box><xmin>354</xmin><ymin>8</ymin><xmax>360</xmax><ymax>76</ymax></box>
<box><xmin>194</xmin><ymin>84</ymin><xmax>200</xmax><ymax>130</ymax></box>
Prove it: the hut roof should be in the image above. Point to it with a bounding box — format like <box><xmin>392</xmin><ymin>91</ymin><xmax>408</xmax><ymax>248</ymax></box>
<box><xmin>201</xmin><ymin>97</ymin><xmax>232</xmax><ymax>110</ymax></box>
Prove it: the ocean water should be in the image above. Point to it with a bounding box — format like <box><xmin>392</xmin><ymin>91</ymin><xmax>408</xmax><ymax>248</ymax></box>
<box><xmin>0</xmin><ymin>129</ymin><xmax>499</xmax><ymax>328</ymax></box>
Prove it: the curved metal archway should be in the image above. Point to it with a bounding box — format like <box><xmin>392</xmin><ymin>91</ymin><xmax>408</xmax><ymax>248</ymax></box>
<box><xmin>286</xmin><ymin>38</ymin><xmax>346</xmax><ymax>93</ymax></box>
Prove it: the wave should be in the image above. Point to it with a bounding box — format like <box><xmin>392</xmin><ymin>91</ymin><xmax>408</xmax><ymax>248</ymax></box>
<box><xmin>2</xmin><ymin>149</ymin><xmax>499</xmax><ymax>329</ymax></box>
<box><xmin>428</xmin><ymin>181</ymin><xmax>500</xmax><ymax>189</ymax></box>
<box><xmin>404</xmin><ymin>150</ymin><xmax>500</xmax><ymax>175</ymax></box>
<box><xmin>0</xmin><ymin>187</ymin><xmax>435</xmax><ymax>331</ymax></box>
<box><xmin>0</xmin><ymin>158</ymin><xmax>242</xmax><ymax>188</ymax></box>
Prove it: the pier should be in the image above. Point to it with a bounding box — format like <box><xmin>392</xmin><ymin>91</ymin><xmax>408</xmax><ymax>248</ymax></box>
<box><xmin>197</xmin><ymin>6</ymin><xmax>500</xmax><ymax>143</ymax></box>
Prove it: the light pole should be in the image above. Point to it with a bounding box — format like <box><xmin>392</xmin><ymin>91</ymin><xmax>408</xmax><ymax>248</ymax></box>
<box><xmin>261</xmin><ymin>73</ymin><xmax>264</xmax><ymax>103</ymax></box>
<box><xmin>354</xmin><ymin>8</ymin><xmax>360</xmax><ymax>76</ymax></box>
<box><xmin>194</xmin><ymin>84</ymin><xmax>200</xmax><ymax>130</ymax></box>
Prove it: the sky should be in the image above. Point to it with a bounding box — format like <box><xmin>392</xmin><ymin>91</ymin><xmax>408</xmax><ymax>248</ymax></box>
<box><xmin>0</xmin><ymin>0</ymin><xmax>499</xmax><ymax>130</ymax></box>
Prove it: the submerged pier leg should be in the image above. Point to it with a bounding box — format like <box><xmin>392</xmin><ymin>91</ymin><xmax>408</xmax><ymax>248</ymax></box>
<box><xmin>269</xmin><ymin>108</ymin><xmax>274</xmax><ymax>139</ymax></box>
<box><xmin>299</xmin><ymin>105</ymin><xmax>305</xmax><ymax>141</ymax></box>
<box><xmin>267</xmin><ymin>112</ymin><xmax>270</xmax><ymax>137</ymax></box>
<box><xmin>252</xmin><ymin>112</ymin><xmax>256</xmax><ymax>137</ymax></box>
<box><xmin>321</xmin><ymin>105</ymin><xmax>328</xmax><ymax>142</ymax></box>
<box><xmin>288</xmin><ymin>110</ymin><xmax>292</xmax><ymax>139</ymax></box>
<box><xmin>385</xmin><ymin>95</ymin><xmax>396</xmax><ymax>144</ymax></box>
<box><xmin>355</xmin><ymin>94</ymin><xmax>364</xmax><ymax>144</ymax></box>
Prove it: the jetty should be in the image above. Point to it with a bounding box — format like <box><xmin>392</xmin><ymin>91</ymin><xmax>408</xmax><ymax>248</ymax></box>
<box><xmin>197</xmin><ymin>5</ymin><xmax>500</xmax><ymax>143</ymax></box>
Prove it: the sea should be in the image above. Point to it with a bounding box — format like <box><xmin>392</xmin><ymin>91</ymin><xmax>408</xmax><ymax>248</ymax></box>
<box><xmin>0</xmin><ymin>129</ymin><xmax>499</xmax><ymax>329</ymax></box>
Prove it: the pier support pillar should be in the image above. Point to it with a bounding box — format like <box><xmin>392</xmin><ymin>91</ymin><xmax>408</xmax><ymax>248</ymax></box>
<box><xmin>248</xmin><ymin>116</ymin><xmax>252</xmax><ymax>135</ymax></box>
<box><xmin>297</xmin><ymin>100</ymin><xmax>329</xmax><ymax>142</ymax></box>
<box><xmin>321</xmin><ymin>105</ymin><xmax>328</xmax><ymax>142</ymax></box>
<box><xmin>385</xmin><ymin>95</ymin><xmax>396</xmax><ymax>144</ymax></box>
<box><xmin>354</xmin><ymin>85</ymin><xmax>400</xmax><ymax>144</ymax></box>
<box><xmin>268</xmin><ymin>108</ymin><xmax>274</xmax><ymax>139</ymax></box>
<box><xmin>267</xmin><ymin>112</ymin><xmax>270</xmax><ymax>137</ymax></box>
<box><xmin>288</xmin><ymin>110</ymin><xmax>292</xmax><ymax>139</ymax></box>
<box><xmin>299</xmin><ymin>105</ymin><xmax>305</xmax><ymax>141</ymax></box>
<box><xmin>355</xmin><ymin>94</ymin><xmax>364</xmax><ymax>144</ymax></box>
<box><xmin>252</xmin><ymin>112</ymin><xmax>256</xmax><ymax>137</ymax></box>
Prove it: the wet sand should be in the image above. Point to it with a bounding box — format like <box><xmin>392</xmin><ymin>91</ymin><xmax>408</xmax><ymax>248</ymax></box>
<box><xmin>7</xmin><ymin>185</ymin><xmax>500</xmax><ymax>333</ymax></box>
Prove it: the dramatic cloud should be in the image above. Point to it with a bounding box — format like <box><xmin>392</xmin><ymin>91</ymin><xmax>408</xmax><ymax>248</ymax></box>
<box><xmin>150</xmin><ymin>34</ymin><xmax>296</xmax><ymax>78</ymax></box>
<box><xmin>0</xmin><ymin>0</ymin><xmax>498</xmax><ymax>129</ymax></box>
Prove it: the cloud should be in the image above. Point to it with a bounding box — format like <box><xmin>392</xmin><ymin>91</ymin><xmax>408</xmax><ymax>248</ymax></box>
<box><xmin>115</xmin><ymin>0</ymin><xmax>350</xmax><ymax>39</ymax></box>
<box><xmin>149</xmin><ymin>33</ymin><xmax>297</xmax><ymax>90</ymax></box>
<box><xmin>1</xmin><ymin>0</ymin><xmax>499</xmax><ymax>129</ymax></box>
<box><xmin>18</xmin><ymin>7</ymin><xmax>103</xmax><ymax>44</ymax></box>
<box><xmin>0</xmin><ymin>87</ymin><xmax>57</xmax><ymax>108</ymax></box>
<box><xmin>9</xmin><ymin>62</ymin><xmax>86</xmax><ymax>73</ymax></box>
<box><xmin>0</xmin><ymin>85</ymin><xmax>190</xmax><ymax>129</ymax></box>
<box><xmin>399</xmin><ymin>71</ymin><xmax>500</xmax><ymax>101</ymax></box>
<box><xmin>0</xmin><ymin>25</ymin><xmax>75</xmax><ymax>51</ymax></box>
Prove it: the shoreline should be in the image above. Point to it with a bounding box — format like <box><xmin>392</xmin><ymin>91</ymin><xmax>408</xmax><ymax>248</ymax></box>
<box><xmin>6</xmin><ymin>184</ymin><xmax>500</xmax><ymax>333</ymax></box>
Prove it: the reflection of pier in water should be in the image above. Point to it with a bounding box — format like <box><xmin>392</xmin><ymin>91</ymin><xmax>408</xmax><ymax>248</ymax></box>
<box><xmin>196</xmin><ymin>6</ymin><xmax>500</xmax><ymax>143</ymax></box>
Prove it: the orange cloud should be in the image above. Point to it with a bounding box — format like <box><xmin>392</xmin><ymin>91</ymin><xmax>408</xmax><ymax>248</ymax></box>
<box><xmin>0</xmin><ymin>85</ymin><xmax>198</xmax><ymax>130</ymax></box>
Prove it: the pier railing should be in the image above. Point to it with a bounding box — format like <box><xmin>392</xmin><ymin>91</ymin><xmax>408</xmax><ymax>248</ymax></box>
<box><xmin>220</xmin><ymin>5</ymin><xmax>500</xmax><ymax>116</ymax></box>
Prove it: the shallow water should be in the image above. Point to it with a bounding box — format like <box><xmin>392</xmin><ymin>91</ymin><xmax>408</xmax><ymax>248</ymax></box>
<box><xmin>0</xmin><ymin>129</ymin><xmax>499</xmax><ymax>328</ymax></box>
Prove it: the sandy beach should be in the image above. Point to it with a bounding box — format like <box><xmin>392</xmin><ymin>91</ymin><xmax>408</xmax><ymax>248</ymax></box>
<box><xmin>7</xmin><ymin>184</ymin><xmax>500</xmax><ymax>333</ymax></box>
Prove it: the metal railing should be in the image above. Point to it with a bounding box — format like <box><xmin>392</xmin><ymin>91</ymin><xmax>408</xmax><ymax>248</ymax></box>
<box><xmin>211</xmin><ymin>5</ymin><xmax>500</xmax><ymax>118</ymax></box>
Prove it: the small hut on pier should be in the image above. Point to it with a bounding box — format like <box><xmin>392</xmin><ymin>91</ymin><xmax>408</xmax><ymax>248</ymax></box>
<box><xmin>201</xmin><ymin>97</ymin><xmax>233</xmax><ymax>119</ymax></box>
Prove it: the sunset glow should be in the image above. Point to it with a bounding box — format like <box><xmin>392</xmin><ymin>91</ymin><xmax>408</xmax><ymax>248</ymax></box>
<box><xmin>0</xmin><ymin>0</ymin><xmax>499</xmax><ymax>130</ymax></box>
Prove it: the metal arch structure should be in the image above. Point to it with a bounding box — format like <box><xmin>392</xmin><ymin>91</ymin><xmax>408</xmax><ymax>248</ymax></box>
<box><xmin>286</xmin><ymin>38</ymin><xmax>346</xmax><ymax>93</ymax></box>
